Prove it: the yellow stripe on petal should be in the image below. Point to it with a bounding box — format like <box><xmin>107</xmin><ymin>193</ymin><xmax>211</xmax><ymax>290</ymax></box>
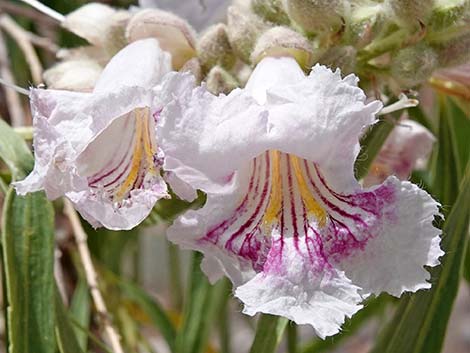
<box><xmin>290</xmin><ymin>155</ymin><xmax>327</xmax><ymax>227</ymax></box>
<box><xmin>140</xmin><ymin>107</ymin><xmax>157</xmax><ymax>176</ymax></box>
<box><xmin>263</xmin><ymin>150</ymin><xmax>283</xmax><ymax>226</ymax></box>
<box><xmin>114</xmin><ymin>111</ymin><xmax>144</xmax><ymax>201</ymax></box>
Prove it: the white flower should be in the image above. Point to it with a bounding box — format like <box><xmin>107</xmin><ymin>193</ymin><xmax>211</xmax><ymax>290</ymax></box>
<box><xmin>158</xmin><ymin>57</ymin><xmax>443</xmax><ymax>338</ymax></box>
<box><xmin>364</xmin><ymin>119</ymin><xmax>436</xmax><ymax>186</ymax></box>
<box><xmin>14</xmin><ymin>39</ymin><xmax>188</xmax><ymax>230</ymax></box>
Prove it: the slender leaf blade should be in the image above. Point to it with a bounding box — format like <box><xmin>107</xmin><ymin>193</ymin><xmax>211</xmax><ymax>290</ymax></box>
<box><xmin>55</xmin><ymin>287</ymin><xmax>85</xmax><ymax>353</ymax></box>
<box><xmin>119</xmin><ymin>279</ymin><xmax>177</xmax><ymax>351</ymax></box>
<box><xmin>175</xmin><ymin>252</ymin><xmax>218</xmax><ymax>353</ymax></box>
<box><xmin>70</xmin><ymin>278</ymin><xmax>91</xmax><ymax>351</ymax></box>
<box><xmin>354</xmin><ymin>116</ymin><xmax>396</xmax><ymax>180</ymax></box>
<box><xmin>1</xmin><ymin>188</ymin><xmax>55</xmax><ymax>353</ymax></box>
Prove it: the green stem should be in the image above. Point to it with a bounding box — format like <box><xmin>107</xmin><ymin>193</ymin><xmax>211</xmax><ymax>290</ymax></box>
<box><xmin>167</xmin><ymin>241</ymin><xmax>183</xmax><ymax>311</ymax></box>
<box><xmin>0</xmin><ymin>176</ymin><xmax>7</xmax><ymax>195</ymax></box>
<box><xmin>218</xmin><ymin>279</ymin><xmax>232</xmax><ymax>353</ymax></box>
<box><xmin>358</xmin><ymin>29</ymin><xmax>409</xmax><ymax>62</ymax></box>
<box><xmin>287</xmin><ymin>322</ymin><xmax>298</xmax><ymax>353</ymax></box>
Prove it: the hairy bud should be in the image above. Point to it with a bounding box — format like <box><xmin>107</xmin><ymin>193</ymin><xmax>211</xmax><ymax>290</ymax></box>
<box><xmin>282</xmin><ymin>0</ymin><xmax>346</xmax><ymax>34</ymax></box>
<box><xmin>251</xmin><ymin>26</ymin><xmax>314</xmax><ymax>68</ymax></box>
<box><xmin>206</xmin><ymin>66</ymin><xmax>239</xmax><ymax>95</ymax></box>
<box><xmin>43</xmin><ymin>59</ymin><xmax>102</xmax><ymax>92</ymax></box>
<box><xmin>126</xmin><ymin>9</ymin><xmax>197</xmax><ymax>69</ymax></box>
<box><xmin>227</xmin><ymin>5</ymin><xmax>270</xmax><ymax>63</ymax></box>
<box><xmin>436</xmin><ymin>33</ymin><xmax>470</xmax><ymax>67</ymax></box>
<box><xmin>391</xmin><ymin>44</ymin><xmax>439</xmax><ymax>87</ymax></box>
<box><xmin>197</xmin><ymin>24</ymin><xmax>236</xmax><ymax>72</ymax></box>
<box><xmin>63</xmin><ymin>3</ymin><xmax>130</xmax><ymax>53</ymax></box>
<box><xmin>252</xmin><ymin>0</ymin><xmax>290</xmax><ymax>24</ymax></box>
<box><xmin>317</xmin><ymin>46</ymin><xmax>357</xmax><ymax>74</ymax></box>
<box><xmin>387</xmin><ymin>0</ymin><xmax>434</xmax><ymax>26</ymax></box>
<box><xmin>180</xmin><ymin>58</ymin><xmax>203</xmax><ymax>84</ymax></box>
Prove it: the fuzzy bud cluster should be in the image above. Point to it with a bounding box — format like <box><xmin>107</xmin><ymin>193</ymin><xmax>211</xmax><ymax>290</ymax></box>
<box><xmin>227</xmin><ymin>4</ymin><xmax>270</xmax><ymax>63</ymax></box>
<box><xmin>252</xmin><ymin>0</ymin><xmax>290</xmax><ymax>24</ymax></box>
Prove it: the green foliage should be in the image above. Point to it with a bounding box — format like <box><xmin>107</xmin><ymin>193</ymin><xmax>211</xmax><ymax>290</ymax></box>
<box><xmin>118</xmin><ymin>278</ymin><xmax>177</xmax><ymax>351</ymax></box>
<box><xmin>55</xmin><ymin>287</ymin><xmax>85</xmax><ymax>353</ymax></box>
<box><xmin>0</xmin><ymin>119</ymin><xmax>34</xmax><ymax>180</ymax></box>
<box><xmin>354</xmin><ymin>115</ymin><xmax>397</xmax><ymax>180</ymax></box>
<box><xmin>1</xmin><ymin>189</ymin><xmax>56</xmax><ymax>353</ymax></box>
<box><xmin>69</xmin><ymin>278</ymin><xmax>91</xmax><ymax>351</ymax></box>
<box><xmin>175</xmin><ymin>252</ymin><xmax>221</xmax><ymax>353</ymax></box>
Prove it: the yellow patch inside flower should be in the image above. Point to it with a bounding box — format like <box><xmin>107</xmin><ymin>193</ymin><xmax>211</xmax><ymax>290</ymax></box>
<box><xmin>263</xmin><ymin>150</ymin><xmax>327</xmax><ymax>228</ymax></box>
<box><xmin>263</xmin><ymin>150</ymin><xmax>283</xmax><ymax>225</ymax></box>
<box><xmin>290</xmin><ymin>155</ymin><xmax>327</xmax><ymax>227</ymax></box>
<box><xmin>115</xmin><ymin>108</ymin><xmax>156</xmax><ymax>200</ymax></box>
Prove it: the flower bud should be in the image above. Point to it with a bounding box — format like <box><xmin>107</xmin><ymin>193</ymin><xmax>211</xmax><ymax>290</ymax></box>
<box><xmin>387</xmin><ymin>0</ymin><xmax>434</xmax><ymax>26</ymax></box>
<box><xmin>317</xmin><ymin>45</ymin><xmax>357</xmax><ymax>74</ymax></box>
<box><xmin>251</xmin><ymin>26</ymin><xmax>314</xmax><ymax>68</ymax></box>
<box><xmin>197</xmin><ymin>24</ymin><xmax>236</xmax><ymax>72</ymax></box>
<box><xmin>282</xmin><ymin>0</ymin><xmax>346</xmax><ymax>34</ymax></box>
<box><xmin>126</xmin><ymin>9</ymin><xmax>197</xmax><ymax>69</ymax></box>
<box><xmin>364</xmin><ymin>119</ymin><xmax>435</xmax><ymax>186</ymax></box>
<box><xmin>43</xmin><ymin>59</ymin><xmax>102</xmax><ymax>92</ymax></box>
<box><xmin>227</xmin><ymin>5</ymin><xmax>270</xmax><ymax>63</ymax></box>
<box><xmin>180</xmin><ymin>57</ymin><xmax>203</xmax><ymax>84</ymax></box>
<box><xmin>252</xmin><ymin>0</ymin><xmax>290</xmax><ymax>24</ymax></box>
<box><xmin>391</xmin><ymin>44</ymin><xmax>439</xmax><ymax>87</ymax></box>
<box><xmin>436</xmin><ymin>33</ymin><xmax>470</xmax><ymax>68</ymax></box>
<box><xmin>63</xmin><ymin>3</ymin><xmax>129</xmax><ymax>53</ymax></box>
<box><xmin>205</xmin><ymin>66</ymin><xmax>239</xmax><ymax>95</ymax></box>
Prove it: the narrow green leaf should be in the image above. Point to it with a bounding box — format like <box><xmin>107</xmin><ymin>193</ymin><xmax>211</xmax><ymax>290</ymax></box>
<box><xmin>0</xmin><ymin>119</ymin><xmax>34</xmax><ymax>180</ymax></box>
<box><xmin>369</xmin><ymin>164</ymin><xmax>470</xmax><ymax>353</ymax></box>
<box><xmin>444</xmin><ymin>98</ymin><xmax>470</xmax><ymax>181</ymax></box>
<box><xmin>432</xmin><ymin>96</ymin><xmax>461</xmax><ymax>208</ymax></box>
<box><xmin>118</xmin><ymin>279</ymin><xmax>176</xmax><ymax>352</ymax></box>
<box><xmin>354</xmin><ymin>116</ymin><xmax>396</xmax><ymax>180</ymax></box>
<box><xmin>464</xmin><ymin>244</ymin><xmax>470</xmax><ymax>282</ymax></box>
<box><xmin>1</xmin><ymin>188</ymin><xmax>56</xmax><ymax>353</ymax></box>
<box><xmin>167</xmin><ymin>242</ymin><xmax>184</xmax><ymax>311</ymax></box>
<box><xmin>249</xmin><ymin>314</ymin><xmax>288</xmax><ymax>353</ymax></box>
<box><xmin>301</xmin><ymin>294</ymin><xmax>393</xmax><ymax>353</ymax></box>
<box><xmin>70</xmin><ymin>278</ymin><xmax>91</xmax><ymax>351</ymax></box>
<box><xmin>55</xmin><ymin>286</ymin><xmax>85</xmax><ymax>353</ymax></box>
<box><xmin>176</xmin><ymin>252</ymin><xmax>218</xmax><ymax>353</ymax></box>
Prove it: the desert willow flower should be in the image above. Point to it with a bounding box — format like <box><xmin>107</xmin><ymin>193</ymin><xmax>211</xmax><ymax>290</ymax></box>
<box><xmin>158</xmin><ymin>57</ymin><xmax>443</xmax><ymax>338</ymax></box>
<box><xmin>14</xmin><ymin>39</ymin><xmax>193</xmax><ymax>230</ymax></box>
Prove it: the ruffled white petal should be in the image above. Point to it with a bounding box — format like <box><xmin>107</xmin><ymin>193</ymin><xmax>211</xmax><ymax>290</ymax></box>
<box><xmin>235</xmin><ymin>238</ymin><xmax>362</xmax><ymax>339</ymax></box>
<box><xmin>340</xmin><ymin>177</ymin><xmax>443</xmax><ymax>296</ymax></box>
<box><xmin>94</xmin><ymin>39</ymin><xmax>171</xmax><ymax>93</ymax></box>
<box><xmin>158</xmin><ymin>72</ymin><xmax>270</xmax><ymax>186</ymax></box>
